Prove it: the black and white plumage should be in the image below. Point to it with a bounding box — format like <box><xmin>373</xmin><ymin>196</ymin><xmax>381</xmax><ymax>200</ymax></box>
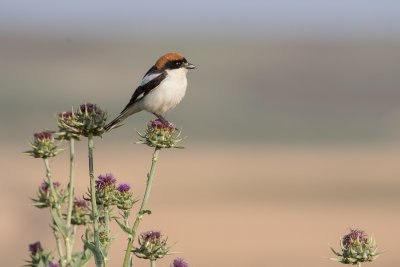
<box><xmin>104</xmin><ymin>53</ymin><xmax>195</xmax><ymax>131</ymax></box>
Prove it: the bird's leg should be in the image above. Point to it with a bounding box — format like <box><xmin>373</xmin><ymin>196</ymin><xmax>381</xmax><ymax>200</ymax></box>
<box><xmin>153</xmin><ymin>113</ymin><xmax>168</xmax><ymax>124</ymax></box>
<box><xmin>153</xmin><ymin>113</ymin><xmax>180</xmax><ymax>132</ymax></box>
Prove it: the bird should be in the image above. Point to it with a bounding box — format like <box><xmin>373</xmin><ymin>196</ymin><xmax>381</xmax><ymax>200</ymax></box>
<box><xmin>104</xmin><ymin>52</ymin><xmax>195</xmax><ymax>131</ymax></box>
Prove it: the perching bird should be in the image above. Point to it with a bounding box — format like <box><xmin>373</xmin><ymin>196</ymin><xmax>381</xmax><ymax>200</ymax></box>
<box><xmin>104</xmin><ymin>52</ymin><xmax>195</xmax><ymax>131</ymax></box>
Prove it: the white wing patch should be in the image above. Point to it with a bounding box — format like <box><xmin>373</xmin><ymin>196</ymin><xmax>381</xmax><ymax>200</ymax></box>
<box><xmin>140</xmin><ymin>73</ymin><xmax>162</xmax><ymax>86</ymax></box>
<box><xmin>136</xmin><ymin>92</ymin><xmax>145</xmax><ymax>101</ymax></box>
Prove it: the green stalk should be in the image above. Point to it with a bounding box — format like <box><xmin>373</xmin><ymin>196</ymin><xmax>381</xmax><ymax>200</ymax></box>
<box><xmin>44</xmin><ymin>159</ymin><xmax>60</xmax><ymax>215</ymax></box>
<box><xmin>88</xmin><ymin>133</ymin><xmax>103</xmax><ymax>267</ymax></box>
<box><xmin>53</xmin><ymin>225</ymin><xmax>65</xmax><ymax>266</ymax></box>
<box><xmin>150</xmin><ymin>260</ymin><xmax>156</xmax><ymax>267</ymax></box>
<box><xmin>65</xmin><ymin>138</ymin><xmax>75</xmax><ymax>264</ymax></box>
<box><xmin>357</xmin><ymin>263</ymin><xmax>362</xmax><ymax>267</ymax></box>
<box><xmin>122</xmin><ymin>147</ymin><xmax>161</xmax><ymax>267</ymax></box>
<box><xmin>104</xmin><ymin>206</ymin><xmax>110</xmax><ymax>267</ymax></box>
<box><xmin>44</xmin><ymin>158</ymin><xmax>65</xmax><ymax>266</ymax></box>
<box><xmin>123</xmin><ymin>210</ymin><xmax>130</xmax><ymax>228</ymax></box>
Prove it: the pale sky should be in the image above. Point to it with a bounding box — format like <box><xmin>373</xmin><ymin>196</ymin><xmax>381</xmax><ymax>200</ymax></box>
<box><xmin>1</xmin><ymin>0</ymin><xmax>400</xmax><ymax>38</ymax></box>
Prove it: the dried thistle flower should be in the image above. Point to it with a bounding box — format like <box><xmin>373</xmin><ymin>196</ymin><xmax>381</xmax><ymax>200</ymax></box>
<box><xmin>330</xmin><ymin>228</ymin><xmax>385</xmax><ymax>265</ymax></box>
<box><xmin>133</xmin><ymin>231</ymin><xmax>172</xmax><ymax>261</ymax></box>
<box><xmin>137</xmin><ymin>119</ymin><xmax>183</xmax><ymax>148</ymax></box>
<box><xmin>25</xmin><ymin>131</ymin><xmax>63</xmax><ymax>158</ymax></box>
<box><xmin>171</xmin><ymin>258</ymin><xmax>189</xmax><ymax>267</ymax></box>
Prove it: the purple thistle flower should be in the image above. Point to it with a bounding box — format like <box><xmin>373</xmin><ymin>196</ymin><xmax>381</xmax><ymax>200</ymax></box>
<box><xmin>59</xmin><ymin>111</ymin><xmax>73</xmax><ymax>119</ymax></box>
<box><xmin>149</xmin><ymin>119</ymin><xmax>175</xmax><ymax>131</ymax></box>
<box><xmin>117</xmin><ymin>183</ymin><xmax>131</xmax><ymax>192</ymax></box>
<box><xmin>73</xmin><ymin>197</ymin><xmax>88</xmax><ymax>208</ymax></box>
<box><xmin>172</xmin><ymin>258</ymin><xmax>189</xmax><ymax>267</ymax></box>
<box><xmin>95</xmin><ymin>173</ymin><xmax>117</xmax><ymax>190</ymax></box>
<box><xmin>342</xmin><ymin>228</ymin><xmax>368</xmax><ymax>247</ymax></box>
<box><xmin>34</xmin><ymin>131</ymin><xmax>53</xmax><ymax>141</ymax></box>
<box><xmin>48</xmin><ymin>264</ymin><xmax>58</xmax><ymax>267</ymax></box>
<box><xmin>29</xmin><ymin>241</ymin><xmax>42</xmax><ymax>254</ymax></box>
<box><xmin>141</xmin><ymin>231</ymin><xmax>161</xmax><ymax>242</ymax></box>
<box><xmin>58</xmin><ymin>111</ymin><xmax>73</xmax><ymax>122</ymax></box>
<box><xmin>78</xmin><ymin>103</ymin><xmax>103</xmax><ymax>116</ymax></box>
<box><xmin>40</xmin><ymin>181</ymin><xmax>60</xmax><ymax>191</ymax></box>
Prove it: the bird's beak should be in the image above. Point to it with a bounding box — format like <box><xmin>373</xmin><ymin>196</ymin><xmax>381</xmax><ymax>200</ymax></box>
<box><xmin>185</xmin><ymin>62</ymin><xmax>196</xmax><ymax>69</ymax></box>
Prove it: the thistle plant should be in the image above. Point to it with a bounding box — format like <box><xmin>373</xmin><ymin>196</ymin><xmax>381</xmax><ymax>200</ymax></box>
<box><xmin>137</xmin><ymin>119</ymin><xmax>183</xmax><ymax>148</ymax></box>
<box><xmin>25</xmin><ymin>131</ymin><xmax>64</xmax><ymax>159</ymax></box>
<box><xmin>133</xmin><ymin>231</ymin><xmax>172</xmax><ymax>266</ymax></box>
<box><xmin>25</xmin><ymin>241</ymin><xmax>54</xmax><ymax>267</ymax></box>
<box><xmin>120</xmin><ymin>120</ymin><xmax>182</xmax><ymax>267</ymax></box>
<box><xmin>25</xmin><ymin>104</ymin><xmax>190</xmax><ymax>267</ymax></box>
<box><xmin>330</xmin><ymin>228</ymin><xmax>385</xmax><ymax>266</ymax></box>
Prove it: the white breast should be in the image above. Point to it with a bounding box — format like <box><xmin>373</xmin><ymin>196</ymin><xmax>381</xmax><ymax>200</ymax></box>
<box><xmin>141</xmin><ymin>68</ymin><xmax>188</xmax><ymax>115</ymax></box>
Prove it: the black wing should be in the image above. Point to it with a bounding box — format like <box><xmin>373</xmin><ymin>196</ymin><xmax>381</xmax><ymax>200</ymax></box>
<box><xmin>120</xmin><ymin>67</ymin><xmax>166</xmax><ymax>114</ymax></box>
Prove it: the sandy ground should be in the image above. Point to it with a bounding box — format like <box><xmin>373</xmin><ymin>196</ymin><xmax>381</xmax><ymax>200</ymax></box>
<box><xmin>2</xmin><ymin>142</ymin><xmax>400</xmax><ymax>266</ymax></box>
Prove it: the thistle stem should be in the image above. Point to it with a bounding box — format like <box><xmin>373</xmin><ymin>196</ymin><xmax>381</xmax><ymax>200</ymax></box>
<box><xmin>122</xmin><ymin>147</ymin><xmax>161</xmax><ymax>267</ymax></box>
<box><xmin>43</xmin><ymin>158</ymin><xmax>61</xmax><ymax>216</ymax></box>
<box><xmin>104</xmin><ymin>206</ymin><xmax>110</xmax><ymax>267</ymax></box>
<box><xmin>88</xmin><ymin>133</ymin><xmax>103</xmax><ymax>267</ymax></box>
<box><xmin>44</xmin><ymin>158</ymin><xmax>65</xmax><ymax>265</ymax></box>
<box><xmin>66</xmin><ymin>139</ymin><xmax>75</xmax><ymax>227</ymax></box>
<box><xmin>150</xmin><ymin>260</ymin><xmax>156</xmax><ymax>267</ymax></box>
<box><xmin>53</xmin><ymin>227</ymin><xmax>65</xmax><ymax>266</ymax></box>
<box><xmin>357</xmin><ymin>263</ymin><xmax>362</xmax><ymax>267</ymax></box>
<box><xmin>65</xmin><ymin>138</ymin><xmax>75</xmax><ymax>264</ymax></box>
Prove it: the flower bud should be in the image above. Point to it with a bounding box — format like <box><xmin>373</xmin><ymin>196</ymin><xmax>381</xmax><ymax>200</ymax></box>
<box><xmin>71</xmin><ymin>197</ymin><xmax>90</xmax><ymax>225</ymax></box>
<box><xmin>137</xmin><ymin>119</ymin><xmax>182</xmax><ymax>148</ymax></box>
<box><xmin>330</xmin><ymin>228</ymin><xmax>385</xmax><ymax>265</ymax></box>
<box><xmin>99</xmin><ymin>231</ymin><xmax>110</xmax><ymax>247</ymax></box>
<box><xmin>114</xmin><ymin>183</ymin><xmax>137</xmax><ymax>210</ymax></box>
<box><xmin>32</xmin><ymin>181</ymin><xmax>66</xmax><ymax>209</ymax></box>
<box><xmin>57</xmin><ymin>103</ymin><xmax>107</xmax><ymax>138</ymax></box>
<box><xmin>56</xmin><ymin>111</ymin><xmax>82</xmax><ymax>140</ymax></box>
<box><xmin>26</xmin><ymin>241</ymin><xmax>54</xmax><ymax>267</ymax></box>
<box><xmin>133</xmin><ymin>231</ymin><xmax>172</xmax><ymax>261</ymax></box>
<box><xmin>95</xmin><ymin>173</ymin><xmax>117</xmax><ymax>206</ymax></box>
<box><xmin>25</xmin><ymin>131</ymin><xmax>63</xmax><ymax>158</ymax></box>
<box><xmin>29</xmin><ymin>241</ymin><xmax>43</xmax><ymax>255</ymax></box>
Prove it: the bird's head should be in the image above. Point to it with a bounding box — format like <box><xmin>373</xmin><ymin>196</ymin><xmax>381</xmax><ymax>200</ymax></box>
<box><xmin>155</xmin><ymin>53</ymin><xmax>196</xmax><ymax>71</ymax></box>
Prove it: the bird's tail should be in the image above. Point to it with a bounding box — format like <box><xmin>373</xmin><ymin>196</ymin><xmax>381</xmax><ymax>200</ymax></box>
<box><xmin>104</xmin><ymin>112</ymin><xmax>130</xmax><ymax>132</ymax></box>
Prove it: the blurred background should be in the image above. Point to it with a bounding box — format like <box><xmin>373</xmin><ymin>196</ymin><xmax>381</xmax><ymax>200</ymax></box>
<box><xmin>1</xmin><ymin>1</ymin><xmax>400</xmax><ymax>266</ymax></box>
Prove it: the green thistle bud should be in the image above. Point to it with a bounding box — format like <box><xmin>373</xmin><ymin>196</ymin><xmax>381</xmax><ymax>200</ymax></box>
<box><xmin>330</xmin><ymin>228</ymin><xmax>385</xmax><ymax>265</ymax></box>
<box><xmin>56</xmin><ymin>111</ymin><xmax>82</xmax><ymax>140</ymax></box>
<box><xmin>57</xmin><ymin>103</ymin><xmax>107</xmax><ymax>138</ymax></box>
<box><xmin>132</xmin><ymin>231</ymin><xmax>172</xmax><ymax>261</ymax></box>
<box><xmin>114</xmin><ymin>183</ymin><xmax>137</xmax><ymax>210</ymax></box>
<box><xmin>99</xmin><ymin>231</ymin><xmax>110</xmax><ymax>247</ymax></box>
<box><xmin>94</xmin><ymin>173</ymin><xmax>117</xmax><ymax>206</ymax></box>
<box><xmin>71</xmin><ymin>198</ymin><xmax>90</xmax><ymax>225</ymax></box>
<box><xmin>137</xmin><ymin>119</ymin><xmax>182</xmax><ymax>148</ymax></box>
<box><xmin>25</xmin><ymin>132</ymin><xmax>63</xmax><ymax>158</ymax></box>
<box><xmin>32</xmin><ymin>181</ymin><xmax>67</xmax><ymax>209</ymax></box>
<box><xmin>25</xmin><ymin>241</ymin><xmax>54</xmax><ymax>267</ymax></box>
